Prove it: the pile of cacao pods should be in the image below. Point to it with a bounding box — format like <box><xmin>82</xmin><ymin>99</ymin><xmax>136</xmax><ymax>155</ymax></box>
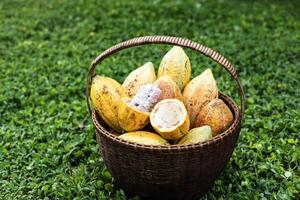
<box><xmin>91</xmin><ymin>46</ymin><xmax>234</xmax><ymax>145</ymax></box>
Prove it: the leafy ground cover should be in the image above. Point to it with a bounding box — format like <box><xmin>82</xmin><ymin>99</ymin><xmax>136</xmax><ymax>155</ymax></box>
<box><xmin>0</xmin><ymin>0</ymin><xmax>299</xmax><ymax>199</ymax></box>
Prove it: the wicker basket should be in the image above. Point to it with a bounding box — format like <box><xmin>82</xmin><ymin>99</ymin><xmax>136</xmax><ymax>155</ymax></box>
<box><xmin>86</xmin><ymin>36</ymin><xmax>245</xmax><ymax>200</ymax></box>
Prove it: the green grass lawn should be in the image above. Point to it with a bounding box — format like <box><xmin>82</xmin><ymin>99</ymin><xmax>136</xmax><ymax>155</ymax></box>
<box><xmin>0</xmin><ymin>0</ymin><xmax>299</xmax><ymax>199</ymax></box>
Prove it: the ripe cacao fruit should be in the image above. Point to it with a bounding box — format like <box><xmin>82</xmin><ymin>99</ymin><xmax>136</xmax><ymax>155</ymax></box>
<box><xmin>183</xmin><ymin>68</ymin><xmax>218</xmax><ymax>127</ymax></box>
<box><xmin>122</xmin><ymin>62</ymin><xmax>156</xmax><ymax>97</ymax></box>
<box><xmin>90</xmin><ymin>75</ymin><xmax>127</xmax><ymax>132</ymax></box>
<box><xmin>150</xmin><ymin>99</ymin><xmax>190</xmax><ymax>140</ymax></box>
<box><xmin>118</xmin><ymin>98</ymin><xmax>150</xmax><ymax>132</ymax></box>
<box><xmin>118</xmin><ymin>131</ymin><xmax>169</xmax><ymax>145</ymax></box>
<box><xmin>194</xmin><ymin>99</ymin><xmax>234</xmax><ymax>136</ymax></box>
<box><xmin>158</xmin><ymin>46</ymin><xmax>191</xmax><ymax>90</ymax></box>
<box><xmin>154</xmin><ymin>76</ymin><xmax>183</xmax><ymax>102</ymax></box>
<box><xmin>177</xmin><ymin>125</ymin><xmax>212</xmax><ymax>145</ymax></box>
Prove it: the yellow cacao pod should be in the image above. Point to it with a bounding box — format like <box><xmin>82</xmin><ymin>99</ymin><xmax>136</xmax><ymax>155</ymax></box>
<box><xmin>150</xmin><ymin>99</ymin><xmax>190</xmax><ymax>140</ymax></box>
<box><xmin>118</xmin><ymin>131</ymin><xmax>169</xmax><ymax>145</ymax></box>
<box><xmin>158</xmin><ymin>46</ymin><xmax>191</xmax><ymax>90</ymax></box>
<box><xmin>154</xmin><ymin>76</ymin><xmax>183</xmax><ymax>102</ymax></box>
<box><xmin>195</xmin><ymin>99</ymin><xmax>233</xmax><ymax>136</ymax></box>
<box><xmin>122</xmin><ymin>62</ymin><xmax>156</xmax><ymax>97</ymax></box>
<box><xmin>90</xmin><ymin>75</ymin><xmax>127</xmax><ymax>132</ymax></box>
<box><xmin>177</xmin><ymin>125</ymin><xmax>212</xmax><ymax>145</ymax></box>
<box><xmin>118</xmin><ymin>98</ymin><xmax>150</xmax><ymax>132</ymax></box>
<box><xmin>183</xmin><ymin>69</ymin><xmax>218</xmax><ymax>127</ymax></box>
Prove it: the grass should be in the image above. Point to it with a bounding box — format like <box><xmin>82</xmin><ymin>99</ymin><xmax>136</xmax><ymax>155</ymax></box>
<box><xmin>0</xmin><ymin>0</ymin><xmax>299</xmax><ymax>199</ymax></box>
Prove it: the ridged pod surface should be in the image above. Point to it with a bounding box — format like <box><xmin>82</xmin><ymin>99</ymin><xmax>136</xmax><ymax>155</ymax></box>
<box><xmin>90</xmin><ymin>76</ymin><xmax>127</xmax><ymax>132</ymax></box>
<box><xmin>154</xmin><ymin>76</ymin><xmax>183</xmax><ymax>102</ymax></box>
<box><xmin>183</xmin><ymin>69</ymin><xmax>218</xmax><ymax>127</ymax></box>
<box><xmin>118</xmin><ymin>98</ymin><xmax>150</xmax><ymax>132</ymax></box>
<box><xmin>177</xmin><ymin>125</ymin><xmax>212</xmax><ymax>145</ymax></box>
<box><xmin>150</xmin><ymin>99</ymin><xmax>190</xmax><ymax>140</ymax></box>
<box><xmin>122</xmin><ymin>62</ymin><xmax>156</xmax><ymax>97</ymax></box>
<box><xmin>158</xmin><ymin>46</ymin><xmax>191</xmax><ymax>90</ymax></box>
<box><xmin>118</xmin><ymin>131</ymin><xmax>169</xmax><ymax>145</ymax></box>
<box><xmin>195</xmin><ymin>99</ymin><xmax>234</xmax><ymax>136</ymax></box>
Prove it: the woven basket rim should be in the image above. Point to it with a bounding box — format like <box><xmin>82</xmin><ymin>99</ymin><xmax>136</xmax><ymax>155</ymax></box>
<box><xmin>92</xmin><ymin>92</ymin><xmax>241</xmax><ymax>152</ymax></box>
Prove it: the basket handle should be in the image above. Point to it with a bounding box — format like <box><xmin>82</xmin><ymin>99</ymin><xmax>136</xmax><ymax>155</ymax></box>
<box><xmin>86</xmin><ymin>36</ymin><xmax>245</xmax><ymax>122</ymax></box>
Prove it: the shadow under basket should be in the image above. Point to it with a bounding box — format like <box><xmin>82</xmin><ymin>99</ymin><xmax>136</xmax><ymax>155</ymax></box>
<box><xmin>86</xmin><ymin>36</ymin><xmax>245</xmax><ymax>200</ymax></box>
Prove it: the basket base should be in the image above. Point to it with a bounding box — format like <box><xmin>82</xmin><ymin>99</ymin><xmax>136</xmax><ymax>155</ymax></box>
<box><xmin>93</xmin><ymin>93</ymin><xmax>241</xmax><ymax>200</ymax></box>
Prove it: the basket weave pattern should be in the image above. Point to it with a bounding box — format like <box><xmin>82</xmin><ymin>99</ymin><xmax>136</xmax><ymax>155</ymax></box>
<box><xmin>86</xmin><ymin>36</ymin><xmax>245</xmax><ymax>199</ymax></box>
